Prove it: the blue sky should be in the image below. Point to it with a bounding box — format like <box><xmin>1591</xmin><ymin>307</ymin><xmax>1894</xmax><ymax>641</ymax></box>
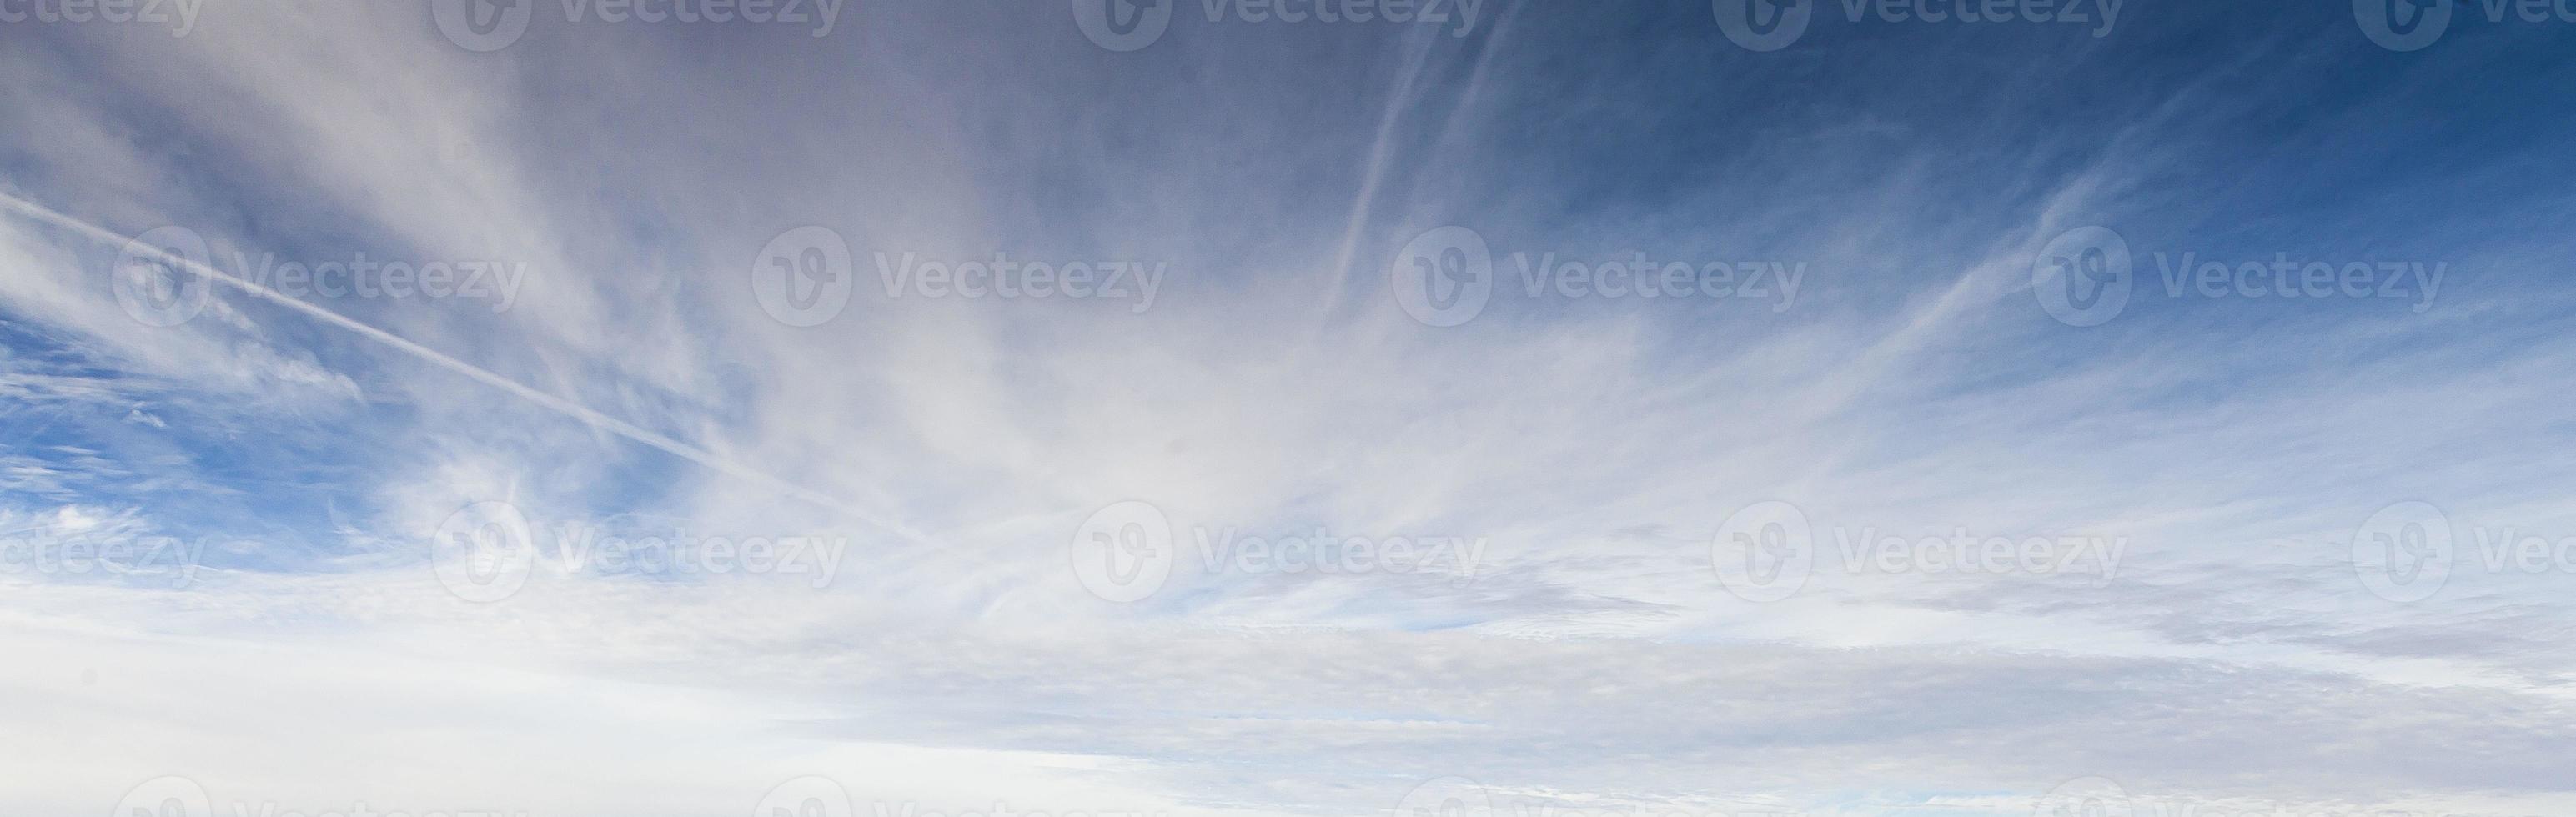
<box><xmin>5</xmin><ymin>2</ymin><xmax>2576</xmax><ymax>816</ymax></box>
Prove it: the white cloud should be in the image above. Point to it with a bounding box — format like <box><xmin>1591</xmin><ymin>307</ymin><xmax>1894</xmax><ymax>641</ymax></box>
<box><xmin>3</xmin><ymin>3</ymin><xmax>2573</xmax><ymax>816</ymax></box>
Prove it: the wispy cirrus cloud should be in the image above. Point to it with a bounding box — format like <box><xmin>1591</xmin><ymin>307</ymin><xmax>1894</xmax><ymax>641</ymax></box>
<box><xmin>3</xmin><ymin>3</ymin><xmax>2575</xmax><ymax>816</ymax></box>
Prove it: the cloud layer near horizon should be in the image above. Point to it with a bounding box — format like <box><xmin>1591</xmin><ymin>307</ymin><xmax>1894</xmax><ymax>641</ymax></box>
<box><xmin>6</xmin><ymin>3</ymin><xmax>2576</xmax><ymax>816</ymax></box>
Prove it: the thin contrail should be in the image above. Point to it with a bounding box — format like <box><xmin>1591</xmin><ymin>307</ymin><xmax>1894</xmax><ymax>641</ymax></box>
<box><xmin>1313</xmin><ymin>30</ymin><xmax>1439</xmax><ymax>326</ymax></box>
<box><xmin>0</xmin><ymin>192</ymin><xmax>951</xmax><ymax>554</ymax></box>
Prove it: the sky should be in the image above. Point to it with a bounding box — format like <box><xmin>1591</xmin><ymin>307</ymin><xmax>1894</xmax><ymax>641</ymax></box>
<box><xmin>4</xmin><ymin>1</ymin><xmax>2576</xmax><ymax>815</ymax></box>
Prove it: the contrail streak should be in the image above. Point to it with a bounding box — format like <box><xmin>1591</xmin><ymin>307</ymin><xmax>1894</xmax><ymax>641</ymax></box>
<box><xmin>0</xmin><ymin>192</ymin><xmax>952</xmax><ymax>554</ymax></box>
